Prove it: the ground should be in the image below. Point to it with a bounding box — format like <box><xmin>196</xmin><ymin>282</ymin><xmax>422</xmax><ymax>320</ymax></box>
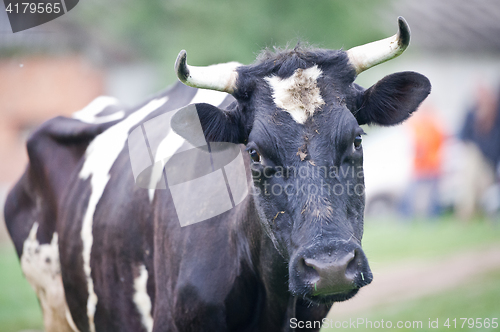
<box><xmin>330</xmin><ymin>245</ymin><xmax>500</xmax><ymax>317</ymax></box>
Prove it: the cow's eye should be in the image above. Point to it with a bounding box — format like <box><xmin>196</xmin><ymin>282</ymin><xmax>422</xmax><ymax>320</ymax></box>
<box><xmin>354</xmin><ymin>135</ymin><xmax>362</xmax><ymax>150</ymax></box>
<box><xmin>249</xmin><ymin>149</ymin><xmax>261</xmax><ymax>163</ymax></box>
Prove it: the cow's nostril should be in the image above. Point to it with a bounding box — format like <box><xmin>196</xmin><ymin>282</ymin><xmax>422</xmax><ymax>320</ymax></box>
<box><xmin>300</xmin><ymin>258</ymin><xmax>320</xmax><ymax>283</ymax></box>
<box><xmin>345</xmin><ymin>250</ymin><xmax>360</xmax><ymax>277</ymax></box>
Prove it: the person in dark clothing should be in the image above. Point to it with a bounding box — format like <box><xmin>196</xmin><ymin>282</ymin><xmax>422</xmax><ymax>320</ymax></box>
<box><xmin>457</xmin><ymin>83</ymin><xmax>500</xmax><ymax>220</ymax></box>
<box><xmin>460</xmin><ymin>85</ymin><xmax>500</xmax><ymax>168</ymax></box>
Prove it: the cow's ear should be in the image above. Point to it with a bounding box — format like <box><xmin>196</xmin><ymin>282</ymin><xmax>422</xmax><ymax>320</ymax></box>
<box><xmin>354</xmin><ymin>71</ymin><xmax>431</xmax><ymax>126</ymax></box>
<box><xmin>171</xmin><ymin>103</ymin><xmax>245</xmax><ymax>145</ymax></box>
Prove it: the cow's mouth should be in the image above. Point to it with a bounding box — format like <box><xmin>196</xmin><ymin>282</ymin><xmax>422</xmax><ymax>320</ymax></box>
<box><xmin>289</xmin><ymin>281</ymin><xmax>363</xmax><ymax>305</ymax></box>
<box><xmin>305</xmin><ymin>288</ymin><xmax>360</xmax><ymax>305</ymax></box>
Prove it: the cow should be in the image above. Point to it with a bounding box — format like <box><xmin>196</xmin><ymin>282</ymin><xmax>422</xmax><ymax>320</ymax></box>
<box><xmin>4</xmin><ymin>17</ymin><xmax>430</xmax><ymax>332</ymax></box>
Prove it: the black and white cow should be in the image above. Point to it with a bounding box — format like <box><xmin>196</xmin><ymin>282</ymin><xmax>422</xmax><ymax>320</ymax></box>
<box><xmin>5</xmin><ymin>17</ymin><xmax>430</xmax><ymax>332</ymax></box>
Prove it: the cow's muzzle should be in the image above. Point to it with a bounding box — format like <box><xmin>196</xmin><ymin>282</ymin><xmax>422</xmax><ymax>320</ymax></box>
<box><xmin>289</xmin><ymin>242</ymin><xmax>373</xmax><ymax>303</ymax></box>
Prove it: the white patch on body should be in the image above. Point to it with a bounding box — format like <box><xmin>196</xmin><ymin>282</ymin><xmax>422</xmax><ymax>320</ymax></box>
<box><xmin>189</xmin><ymin>88</ymin><xmax>228</xmax><ymax>105</ymax></box>
<box><xmin>133</xmin><ymin>264</ymin><xmax>153</xmax><ymax>332</ymax></box>
<box><xmin>21</xmin><ymin>222</ymin><xmax>79</xmax><ymax>332</ymax></box>
<box><xmin>265</xmin><ymin>65</ymin><xmax>325</xmax><ymax>124</ymax></box>
<box><xmin>147</xmin><ymin>89</ymin><xmax>229</xmax><ymax>202</ymax></box>
<box><xmin>79</xmin><ymin>97</ymin><xmax>167</xmax><ymax>332</ymax></box>
<box><xmin>72</xmin><ymin>96</ymin><xmax>125</xmax><ymax>124</ymax></box>
<box><xmin>146</xmin><ymin>128</ymin><xmax>185</xmax><ymax>202</ymax></box>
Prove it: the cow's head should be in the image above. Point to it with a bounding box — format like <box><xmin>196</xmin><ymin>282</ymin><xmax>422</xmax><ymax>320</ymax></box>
<box><xmin>173</xmin><ymin>17</ymin><xmax>430</xmax><ymax>304</ymax></box>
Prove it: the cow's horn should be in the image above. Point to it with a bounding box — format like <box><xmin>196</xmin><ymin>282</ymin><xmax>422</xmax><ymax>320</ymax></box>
<box><xmin>347</xmin><ymin>17</ymin><xmax>410</xmax><ymax>75</ymax></box>
<box><xmin>175</xmin><ymin>50</ymin><xmax>241</xmax><ymax>94</ymax></box>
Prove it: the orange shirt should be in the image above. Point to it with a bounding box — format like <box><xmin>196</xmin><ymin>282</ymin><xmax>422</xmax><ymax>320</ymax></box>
<box><xmin>410</xmin><ymin>112</ymin><xmax>445</xmax><ymax>178</ymax></box>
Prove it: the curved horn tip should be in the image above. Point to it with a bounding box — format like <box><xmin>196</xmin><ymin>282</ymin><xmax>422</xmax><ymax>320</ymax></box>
<box><xmin>397</xmin><ymin>16</ymin><xmax>410</xmax><ymax>48</ymax></box>
<box><xmin>175</xmin><ymin>50</ymin><xmax>189</xmax><ymax>83</ymax></box>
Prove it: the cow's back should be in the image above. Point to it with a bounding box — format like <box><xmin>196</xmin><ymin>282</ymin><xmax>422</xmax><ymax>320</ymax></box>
<box><xmin>4</xmin><ymin>113</ymin><xmax>120</xmax><ymax>332</ymax></box>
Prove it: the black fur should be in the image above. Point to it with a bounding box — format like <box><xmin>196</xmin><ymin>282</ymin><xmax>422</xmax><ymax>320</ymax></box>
<box><xmin>354</xmin><ymin>71</ymin><xmax>431</xmax><ymax>126</ymax></box>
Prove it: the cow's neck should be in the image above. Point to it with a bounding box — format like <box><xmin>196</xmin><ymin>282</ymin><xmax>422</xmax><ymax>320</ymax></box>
<box><xmin>230</xmin><ymin>193</ymin><xmax>295</xmax><ymax>329</ymax></box>
<box><xmin>234</xmin><ymin>193</ymin><xmax>332</xmax><ymax>329</ymax></box>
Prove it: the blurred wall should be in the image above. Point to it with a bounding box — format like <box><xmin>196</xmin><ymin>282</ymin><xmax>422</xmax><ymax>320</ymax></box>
<box><xmin>0</xmin><ymin>56</ymin><xmax>104</xmax><ymax>185</ymax></box>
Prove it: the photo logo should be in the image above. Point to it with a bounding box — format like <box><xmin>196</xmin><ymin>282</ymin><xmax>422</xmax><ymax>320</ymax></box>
<box><xmin>128</xmin><ymin>104</ymin><xmax>248</xmax><ymax>227</ymax></box>
<box><xmin>4</xmin><ymin>0</ymin><xmax>79</xmax><ymax>33</ymax></box>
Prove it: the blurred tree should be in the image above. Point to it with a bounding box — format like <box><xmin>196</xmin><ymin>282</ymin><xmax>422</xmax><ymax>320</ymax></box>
<box><xmin>71</xmin><ymin>0</ymin><xmax>388</xmax><ymax>80</ymax></box>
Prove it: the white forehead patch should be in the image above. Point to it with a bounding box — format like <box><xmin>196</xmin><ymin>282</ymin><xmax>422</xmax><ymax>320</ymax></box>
<box><xmin>265</xmin><ymin>65</ymin><xmax>325</xmax><ymax>124</ymax></box>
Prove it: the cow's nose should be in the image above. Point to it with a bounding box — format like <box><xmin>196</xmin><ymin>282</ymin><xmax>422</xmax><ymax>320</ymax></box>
<box><xmin>299</xmin><ymin>249</ymin><xmax>372</xmax><ymax>295</ymax></box>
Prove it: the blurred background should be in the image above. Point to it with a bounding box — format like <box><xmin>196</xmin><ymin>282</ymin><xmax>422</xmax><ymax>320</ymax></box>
<box><xmin>0</xmin><ymin>0</ymin><xmax>499</xmax><ymax>331</ymax></box>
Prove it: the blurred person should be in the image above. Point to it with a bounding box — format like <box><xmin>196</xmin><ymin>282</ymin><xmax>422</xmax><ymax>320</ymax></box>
<box><xmin>400</xmin><ymin>104</ymin><xmax>446</xmax><ymax>219</ymax></box>
<box><xmin>457</xmin><ymin>83</ymin><xmax>500</xmax><ymax>220</ymax></box>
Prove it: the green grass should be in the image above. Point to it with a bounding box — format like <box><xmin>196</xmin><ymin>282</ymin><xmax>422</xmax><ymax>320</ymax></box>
<box><xmin>362</xmin><ymin>216</ymin><xmax>500</xmax><ymax>269</ymax></box>
<box><xmin>322</xmin><ymin>269</ymin><xmax>500</xmax><ymax>331</ymax></box>
<box><xmin>0</xmin><ymin>244</ymin><xmax>43</xmax><ymax>332</ymax></box>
